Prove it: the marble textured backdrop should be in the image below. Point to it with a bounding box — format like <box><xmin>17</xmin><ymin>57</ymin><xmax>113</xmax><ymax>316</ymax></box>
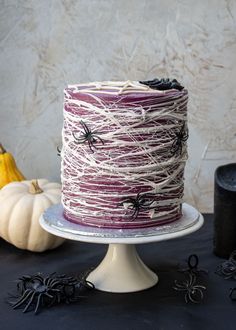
<box><xmin>0</xmin><ymin>0</ymin><xmax>236</xmax><ymax>212</ymax></box>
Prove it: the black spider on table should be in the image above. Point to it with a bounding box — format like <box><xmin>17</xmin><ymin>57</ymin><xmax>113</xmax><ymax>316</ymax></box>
<box><xmin>173</xmin><ymin>272</ymin><xmax>206</xmax><ymax>303</ymax></box>
<box><xmin>73</xmin><ymin>120</ymin><xmax>104</xmax><ymax>153</ymax></box>
<box><xmin>170</xmin><ymin>123</ymin><xmax>189</xmax><ymax>157</ymax></box>
<box><xmin>216</xmin><ymin>250</ymin><xmax>236</xmax><ymax>280</ymax></box>
<box><xmin>121</xmin><ymin>192</ymin><xmax>156</xmax><ymax>220</ymax></box>
<box><xmin>9</xmin><ymin>272</ymin><xmax>94</xmax><ymax>314</ymax></box>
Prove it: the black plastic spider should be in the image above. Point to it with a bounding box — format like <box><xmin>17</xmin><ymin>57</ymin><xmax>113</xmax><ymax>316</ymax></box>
<box><xmin>139</xmin><ymin>78</ymin><xmax>184</xmax><ymax>91</ymax></box>
<box><xmin>179</xmin><ymin>254</ymin><xmax>208</xmax><ymax>276</ymax></box>
<box><xmin>73</xmin><ymin>120</ymin><xmax>104</xmax><ymax>153</ymax></box>
<box><xmin>173</xmin><ymin>272</ymin><xmax>206</xmax><ymax>304</ymax></box>
<box><xmin>9</xmin><ymin>272</ymin><xmax>94</xmax><ymax>314</ymax></box>
<box><xmin>170</xmin><ymin>123</ymin><xmax>189</xmax><ymax>156</ymax></box>
<box><xmin>216</xmin><ymin>250</ymin><xmax>236</xmax><ymax>280</ymax></box>
<box><xmin>10</xmin><ymin>274</ymin><xmax>62</xmax><ymax>313</ymax></box>
<box><xmin>121</xmin><ymin>192</ymin><xmax>156</xmax><ymax>220</ymax></box>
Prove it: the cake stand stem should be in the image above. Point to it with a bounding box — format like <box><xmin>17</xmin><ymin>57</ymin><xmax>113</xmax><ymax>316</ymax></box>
<box><xmin>87</xmin><ymin>243</ymin><xmax>158</xmax><ymax>293</ymax></box>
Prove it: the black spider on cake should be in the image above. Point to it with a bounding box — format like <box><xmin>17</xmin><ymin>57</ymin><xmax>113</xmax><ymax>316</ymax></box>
<box><xmin>139</xmin><ymin>78</ymin><xmax>184</xmax><ymax>91</ymax></box>
<box><xmin>73</xmin><ymin>121</ymin><xmax>104</xmax><ymax>153</ymax></box>
<box><xmin>170</xmin><ymin>123</ymin><xmax>189</xmax><ymax>156</ymax></box>
<box><xmin>121</xmin><ymin>192</ymin><xmax>156</xmax><ymax>220</ymax></box>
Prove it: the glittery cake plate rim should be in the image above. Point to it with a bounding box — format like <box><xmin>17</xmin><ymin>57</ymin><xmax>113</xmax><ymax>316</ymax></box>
<box><xmin>40</xmin><ymin>203</ymin><xmax>204</xmax><ymax>244</ymax></box>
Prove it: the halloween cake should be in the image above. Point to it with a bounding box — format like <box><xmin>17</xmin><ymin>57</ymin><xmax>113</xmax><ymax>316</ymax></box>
<box><xmin>61</xmin><ymin>79</ymin><xmax>188</xmax><ymax>229</ymax></box>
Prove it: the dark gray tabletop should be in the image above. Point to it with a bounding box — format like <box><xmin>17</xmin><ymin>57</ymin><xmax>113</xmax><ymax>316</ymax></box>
<box><xmin>0</xmin><ymin>214</ymin><xmax>235</xmax><ymax>330</ymax></box>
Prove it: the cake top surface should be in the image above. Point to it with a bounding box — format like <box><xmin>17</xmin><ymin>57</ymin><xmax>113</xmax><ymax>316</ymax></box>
<box><xmin>66</xmin><ymin>79</ymin><xmax>185</xmax><ymax>96</ymax></box>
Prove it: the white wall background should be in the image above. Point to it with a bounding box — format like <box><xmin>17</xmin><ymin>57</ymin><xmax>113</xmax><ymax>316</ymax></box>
<box><xmin>1</xmin><ymin>0</ymin><xmax>236</xmax><ymax>212</ymax></box>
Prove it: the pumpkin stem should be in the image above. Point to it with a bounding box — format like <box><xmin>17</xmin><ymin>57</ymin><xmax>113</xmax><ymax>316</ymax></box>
<box><xmin>29</xmin><ymin>180</ymin><xmax>43</xmax><ymax>194</ymax></box>
<box><xmin>0</xmin><ymin>143</ymin><xmax>6</xmax><ymax>154</ymax></box>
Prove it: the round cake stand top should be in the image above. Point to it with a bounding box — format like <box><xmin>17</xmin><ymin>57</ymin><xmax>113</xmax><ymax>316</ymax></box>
<box><xmin>39</xmin><ymin>203</ymin><xmax>204</xmax><ymax>245</ymax></box>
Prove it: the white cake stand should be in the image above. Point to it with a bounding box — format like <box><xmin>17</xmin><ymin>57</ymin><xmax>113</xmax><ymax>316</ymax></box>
<box><xmin>39</xmin><ymin>203</ymin><xmax>203</xmax><ymax>293</ymax></box>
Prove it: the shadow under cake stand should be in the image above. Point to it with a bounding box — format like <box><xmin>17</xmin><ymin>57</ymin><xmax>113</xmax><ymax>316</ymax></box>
<box><xmin>40</xmin><ymin>203</ymin><xmax>204</xmax><ymax>293</ymax></box>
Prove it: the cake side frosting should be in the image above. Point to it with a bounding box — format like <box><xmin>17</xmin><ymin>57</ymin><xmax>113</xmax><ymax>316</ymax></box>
<box><xmin>61</xmin><ymin>80</ymin><xmax>188</xmax><ymax>228</ymax></box>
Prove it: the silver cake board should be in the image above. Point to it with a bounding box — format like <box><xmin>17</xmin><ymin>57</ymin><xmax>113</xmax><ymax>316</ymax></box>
<box><xmin>40</xmin><ymin>203</ymin><xmax>204</xmax><ymax>293</ymax></box>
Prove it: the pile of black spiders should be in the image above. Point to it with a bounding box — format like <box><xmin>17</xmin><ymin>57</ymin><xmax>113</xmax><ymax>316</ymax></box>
<box><xmin>9</xmin><ymin>252</ymin><xmax>236</xmax><ymax>313</ymax></box>
<box><xmin>8</xmin><ymin>271</ymin><xmax>94</xmax><ymax>314</ymax></box>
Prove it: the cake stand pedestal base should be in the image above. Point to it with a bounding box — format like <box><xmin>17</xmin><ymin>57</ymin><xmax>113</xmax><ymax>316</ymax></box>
<box><xmin>40</xmin><ymin>203</ymin><xmax>203</xmax><ymax>293</ymax></box>
<box><xmin>87</xmin><ymin>243</ymin><xmax>158</xmax><ymax>293</ymax></box>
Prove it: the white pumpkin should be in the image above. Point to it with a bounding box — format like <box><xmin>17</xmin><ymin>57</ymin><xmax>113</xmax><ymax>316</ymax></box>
<box><xmin>0</xmin><ymin>179</ymin><xmax>65</xmax><ymax>252</ymax></box>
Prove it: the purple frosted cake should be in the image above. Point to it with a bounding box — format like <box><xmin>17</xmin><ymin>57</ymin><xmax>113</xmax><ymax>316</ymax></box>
<box><xmin>61</xmin><ymin>79</ymin><xmax>188</xmax><ymax>229</ymax></box>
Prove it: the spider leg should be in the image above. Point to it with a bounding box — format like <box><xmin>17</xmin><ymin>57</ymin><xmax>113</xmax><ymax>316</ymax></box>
<box><xmin>73</xmin><ymin>134</ymin><xmax>87</xmax><ymax>144</ymax></box>
<box><xmin>87</xmin><ymin>141</ymin><xmax>95</xmax><ymax>153</ymax></box>
<box><xmin>90</xmin><ymin>140</ymin><xmax>98</xmax><ymax>149</ymax></box>
<box><xmin>136</xmin><ymin>192</ymin><xmax>142</xmax><ymax>200</ymax></box>
<box><xmin>173</xmin><ymin>282</ymin><xmax>187</xmax><ymax>290</ymax></box>
<box><xmin>170</xmin><ymin>140</ymin><xmax>178</xmax><ymax>156</ymax></box>
<box><xmin>179</xmin><ymin>143</ymin><xmax>183</xmax><ymax>155</ymax></box>
<box><xmin>17</xmin><ymin>281</ymin><xmax>25</xmax><ymax>294</ymax></box>
<box><xmin>193</xmin><ymin>285</ymin><xmax>206</xmax><ymax>290</ymax></box>
<box><xmin>47</xmin><ymin>277</ymin><xmax>60</xmax><ymax>287</ymax></box>
<box><xmin>121</xmin><ymin>198</ymin><xmax>134</xmax><ymax>204</ymax></box>
<box><xmin>12</xmin><ymin>290</ymin><xmax>32</xmax><ymax>309</ymax></box>
<box><xmin>174</xmin><ymin>286</ymin><xmax>187</xmax><ymax>291</ymax></box>
<box><xmin>194</xmin><ymin>287</ymin><xmax>205</xmax><ymax>298</ymax></box>
<box><xmin>72</xmin><ymin>131</ymin><xmax>84</xmax><ymax>140</ymax></box>
<box><xmin>32</xmin><ymin>275</ymin><xmax>43</xmax><ymax>282</ymax></box>
<box><xmin>142</xmin><ymin>205</ymin><xmax>157</xmax><ymax>211</ymax></box>
<box><xmin>180</xmin><ymin>124</ymin><xmax>185</xmax><ymax>133</ymax></box>
<box><xmin>23</xmin><ymin>292</ymin><xmax>37</xmax><ymax>313</ymax></box>
<box><xmin>50</xmin><ymin>279</ymin><xmax>61</xmax><ymax>288</ymax></box>
<box><xmin>142</xmin><ymin>200</ymin><xmax>155</xmax><ymax>207</ymax></box>
<box><xmin>182</xmin><ymin>133</ymin><xmax>189</xmax><ymax>141</ymax></box>
<box><xmin>81</xmin><ymin>121</ymin><xmax>90</xmax><ymax>134</ymax></box>
<box><xmin>184</xmin><ymin>293</ymin><xmax>189</xmax><ymax>303</ymax></box>
<box><xmin>81</xmin><ymin>280</ymin><xmax>95</xmax><ymax>290</ymax></box>
<box><xmin>127</xmin><ymin>203</ymin><xmax>135</xmax><ymax>210</ymax></box>
<box><xmin>75</xmin><ymin>139</ymin><xmax>87</xmax><ymax>144</ymax></box>
<box><xmin>93</xmin><ymin>135</ymin><xmax>104</xmax><ymax>145</ymax></box>
<box><xmin>188</xmin><ymin>273</ymin><xmax>196</xmax><ymax>287</ymax></box>
<box><xmin>131</xmin><ymin>207</ymin><xmax>139</xmax><ymax>219</ymax></box>
<box><xmin>34</xmin><ymin>294</ymin><xmax>42</xmax><ymax>314</ymax></box>
<box><xmin>188</xmin><ymin>289</ymin><xmax>203</xmax><ymax>304</ymax></box>
<box><xmin>47</xmin><ymin>294</ymin><xmax>58</xmax><ymax>307</ymax></box>
<box><xmin>45</xmin><ymin>292</ymin><xmax>54</xmax><ymax>299</ymax></box>
<box><xmin>44</xmin><ymin>277</ymin><xmax>50</xmax><ymax>286</ymax></box>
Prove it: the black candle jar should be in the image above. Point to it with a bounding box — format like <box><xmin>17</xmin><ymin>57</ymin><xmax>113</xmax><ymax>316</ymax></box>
<box><xmin>214</xmin><ymin>163</ymin><xmax>236</xmax><ymax>258</ymax></box>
